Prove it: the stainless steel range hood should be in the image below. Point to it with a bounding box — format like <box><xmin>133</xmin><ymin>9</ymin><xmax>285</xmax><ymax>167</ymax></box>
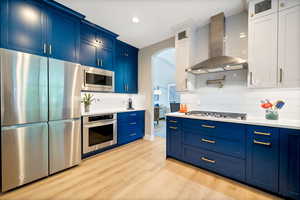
<box><xmin>187</xmin><ymin>13</ymin><xmax>247</xmax><ymax>74</ymax></box>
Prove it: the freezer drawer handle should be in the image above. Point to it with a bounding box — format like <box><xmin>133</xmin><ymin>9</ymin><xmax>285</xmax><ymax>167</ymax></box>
<box><xmin>254</xmin><ymin>131</ymin><xmax>271</xmax><ymax>136</ymax></box>
<box><xmin>201</xmin><ymin>157</ymin><xmax>216</xmax><ymax>164</ymax></box>
<box><xmin>201</xmin><ymin>138</ymin><xmax>216</xmax><ymax>144</ymax></box>
<box><xmin>201</xmin><ymin>125</ymin><xmax>216</xmax><ymax>129</ymax></box>
<box><xmin>253</xmin><ymin>140</ymin><xmax>271</xmax><ymax>146</ymax></box>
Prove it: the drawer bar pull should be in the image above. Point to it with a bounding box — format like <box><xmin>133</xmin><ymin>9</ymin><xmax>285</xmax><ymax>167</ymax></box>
<box><xmin>169</xmin><ymin>126</ymin><xmax>178</xmax><ymax>130</ymax></box>
<box><xmin>254</xmin><ymin>131</ymin><xmax>271</xmax><ymax>136</ymax></box>
<box><xmin>169</xmin><ymin>120</ymin><xmax>177</xmax><ymax>123</ymax></box>
<box><xmin>130</xmin><ymin>133</ymin><xmax>137</xmax><ymax>136</ymax></box>
<box><xmin>201</xmin><ymin>125</ymin><xmax>216</xmax><ymax>129</ymax></box>
<box><xmin>253</xmin><ymin>140</ymin><xmax>271</xmax><ymax>146</ymax></box>
<box><xmin>201</xmin><ymin>157</ymin><xmax>216</xmax><ymax>164</ymax></box>
<box><xmin>129</xmin><ymin>114</ymin><xmax>137</xmax><ymax>116</ymax></box>
<box><xmin>130</xmin><ymin>122</ymin><xmax>137</xmax><ymax>125</ymax></box>
<box><xmin>201</xmin><ymin>138</ymin><xmax>216</xmax><ymax>144</ymax></box>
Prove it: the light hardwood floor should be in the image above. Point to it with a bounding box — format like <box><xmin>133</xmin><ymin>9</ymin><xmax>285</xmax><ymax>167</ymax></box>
<box><xmin>0</xmin><ymin>137</ymin><xmax>282</xmax><ymax>200</ymax></box>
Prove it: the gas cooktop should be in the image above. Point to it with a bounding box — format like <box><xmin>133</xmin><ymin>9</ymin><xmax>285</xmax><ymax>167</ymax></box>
<box><xmin>186</xmin><ymin>111</ymin><xmax>247</xmax><ymax>120</ymax></box>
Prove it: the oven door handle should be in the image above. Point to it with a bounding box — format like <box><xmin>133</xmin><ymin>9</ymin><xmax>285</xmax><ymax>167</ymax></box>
<box><xmin>84</xmin><ymin>121</ymin><xmax>116</xmax><ymax>128</ymax></box>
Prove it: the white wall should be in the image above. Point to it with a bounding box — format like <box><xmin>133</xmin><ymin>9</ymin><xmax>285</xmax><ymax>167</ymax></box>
<box><xmin>81</xmin><ymin>92</ymin><xmax>146</xmax><ymax>112</ymax></box>
<box><xmin>181</xmin><ymin>11</ymin><xmax>300</xmax><ymax>120</ymax></box>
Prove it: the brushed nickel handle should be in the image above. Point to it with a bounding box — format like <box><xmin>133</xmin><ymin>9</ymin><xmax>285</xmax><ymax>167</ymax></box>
<box><xmin>254</xmin><ymin>131</ymin><xmax>271</xmax><ymax>136</ymax></box>
<box><xmin>130</xmin><ymin>122</ymin><xmax>137</xmax><ymax>125</ymax></box>
<box><xmin>169</xmin><ymin>126</ymin><xmax>178</xmax><ymax>130</ymax></box>
<box><xmin>253</xmin><ymin>140</ymin><xmax>271</xmax><ymax>146</ymax></box>
<box><xmin>185</xmin><ymin>78</ymin><xmax>188</xmax><ymax>89</ymax></box>
<box><xmin>49</xmin><ymin>44</ymin><xmax>52</xmax><ymax>55</ymax></box>
<box><xmin>279</xmin><ymin>68</ymin><xmax>283</xmax><ymax>83</ymax></box>
<box><xmin>201</xmin><ymin>138</ymin><xmax>216</xmax><ymax>144</ymax></box>
<box><xmin>169</xmin><ymin>120</ymin><xmax>177</xmax><ymax>123</ymax></box>
<box><xmin>250</xmin><ymin>72</ymin><xmax>253</xmax><ymax>85</ymax></box>
<box><xmin>97</xmin><ymin>59</ymin><xmax>100</xmax><ymax>66</ymax></box>
<box><xmin>129</xmin><ymin>113</ymin><xmax>137</xmax><ymax>116</ymax></box>
<box><xmin>130</xmin><ymin>133</ymin><xmax>137</xmax><ymax>136</ymax></box>
<box><xmin>201</xmin><ymin>157</ymin><xmax>216</xmax><ymax>164</ymax></box>
<box><xmin>43</xmin><ymin>43</ymin><xmax>47</xmax><ymax>54</ymax></box>
<box><xmin>201</xmin><ymin>125</ymin><xmax>216</xmax><ymax>129</ymax></box>
<box><xmin>101</xmin><ymin>59</ymin><xmax>103</xmax><ymax>66</ymax></box>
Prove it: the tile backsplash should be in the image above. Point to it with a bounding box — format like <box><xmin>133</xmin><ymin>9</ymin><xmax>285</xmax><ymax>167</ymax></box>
<box><xmin>81</xmin><ymin>92</ymin><xmax>146</xmax><ymax>112</ymax></box>
<box><xmin>181</xmin><ymin>71</ymin><xmax>300</xmax><ymax>120</ymax></box>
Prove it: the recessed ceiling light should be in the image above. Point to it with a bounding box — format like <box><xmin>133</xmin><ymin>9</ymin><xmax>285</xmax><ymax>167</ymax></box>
<box><xmin>132</xmin><ymin>17</ymin><xmax>140</xmax><ymax>23</ymax></box>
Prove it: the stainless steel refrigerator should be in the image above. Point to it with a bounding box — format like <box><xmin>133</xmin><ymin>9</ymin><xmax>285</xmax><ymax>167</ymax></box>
<box><xmin>0</xmin><ymin>49</ymin><xmax>82</xmax><ymax>192</ymax></box>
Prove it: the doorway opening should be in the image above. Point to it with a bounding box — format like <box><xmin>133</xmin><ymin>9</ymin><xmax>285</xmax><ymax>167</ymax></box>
<box><xmin>152</xmin><ymin>48</ymin><xmax>180</xmax><ymax>138</ymax></box>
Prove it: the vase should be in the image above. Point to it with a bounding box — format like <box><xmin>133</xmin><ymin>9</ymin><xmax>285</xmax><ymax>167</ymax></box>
<box><xmin>84</xmin><ymin>104</ymin><xmax>90</xmax><ymax>113</ymax></box>
<box><xmin>265</xmin><ymin>110</ymin><xmax>279</xmax><ymax>120</ymax></box>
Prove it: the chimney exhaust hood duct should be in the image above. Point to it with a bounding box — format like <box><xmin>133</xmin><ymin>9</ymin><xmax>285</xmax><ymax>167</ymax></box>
<box><xmin>187</xmin><ymin>13</ymin><xmax>247</xmax><ymax>74</ymax></box>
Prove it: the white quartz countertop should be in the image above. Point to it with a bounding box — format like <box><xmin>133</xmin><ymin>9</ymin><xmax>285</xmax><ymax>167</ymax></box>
<box><xmin>166</xmin><ymin>112</ymin><xmax>300</xmax><ymax>130</ymax></box>
<box><xmin>82</xmin><ymin>108</ymin><xmax>146</xmax><ymax>117</ymax></box>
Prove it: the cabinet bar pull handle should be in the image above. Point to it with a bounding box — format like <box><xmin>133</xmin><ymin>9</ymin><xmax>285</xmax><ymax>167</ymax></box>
<box><xmin>201</xmin><ymin>138</ymin><xmax>216</xmax><ymax>144</ymax></box>
<box><xmin>201</xmin><ymin>125</ymin><xmax>215</xmax><ymax>129</ymax></box>
<box><xmin>254</xmin><ymin>131</ymin><xmax>271</xmax><ymax>136</ymax></box>
<box><xmin>169</xmin><ymin>120</ymin><xmax>177</xmax><ymax>123</ymax></box>
<box><xmin>253</xmin><ymin>140</ymin><xmax>271</xmax><ymax>146</ymax></box>
<box><xmin>250</xmin><ymin>72</ymin><xmax>253</xmax><ymax>85</ymax></box>
<box><xmin>130</xmin><ymin>133</ymin><xmax>137</xmax><ymax>136</ymax></box>
<box><xmin>169</xmin><ymin>126</ymin><xmax>178</xmax><ymax>130</ymax></box>
<box><xmin>129</xmin><ymin>113</ymin><xmax>137</xmax><ymax>116</ymax></box>
<box><xmin>279</xmin><ymin>68</ymin><xmax>283</xmax><ymax>83</ymax></box>
<box><xmin>97</xmin><ymin>59</ymin><xmax>100</xmax><ymax>66</ymax></box>
<box><xmin>201</xmin><ymin>157</ymin><xmax>216</xmax><ymax>164</ymax></box>
<box><xmin>43</xmin><ymin>43</ymin><xmax>47</xmax><ymax>54</ymax></box>
<box><xmin>130</xmin><ymin>122</ymin><xmax>137</xmax><ymax>125</ymax></box>
<box><xmin>101</xmin><ymin>59</ymin><xmax>103</xmax><ymax>66</ymax></box>
<box><xmin>49</xmin><ymin>44</ymin><xmax>52</xmax><ymax>55</ymax></box>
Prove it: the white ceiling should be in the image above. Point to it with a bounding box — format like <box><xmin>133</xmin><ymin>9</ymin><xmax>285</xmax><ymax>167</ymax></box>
<box><xmin>57</xmin><ymin>0</ymin><xmax>246</xmax><ymax>48</ymax></box>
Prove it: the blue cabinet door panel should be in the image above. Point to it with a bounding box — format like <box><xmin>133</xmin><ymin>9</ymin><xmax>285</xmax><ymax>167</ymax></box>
<box><xmin>166</xmin><ymin>117</ymin><xmax>182</xmax><ymax>159</ymax></box>
<box><xmin>80</xmin><ymin>23</ymin><xmax>96</xmax><ymax>43</ymax></box>
<box><xmin>246</xmin><ymin>125</ymin><xmax>279</xmax><ymax>193</ymax></box>
<box><xmin>183</xmin><ymin>145</ymin><xmax>245</xmax><ymax>182</ymax></box>
<box><xmin>99</xmin><ymin>48</ymin><xmax>113</xmax><ymax>70</ymax></box>
<box><xmin>183</xmin><ymin>132</ymin><xmax>245</xmax><ymax>159</ymax></box>
<box><xmin>98</xmin><ymin>33</ymin><xmax>114</xmax><ymax>50</ymax></box>
<box><xmin>279</xmin><ymin>128</ymin><xmax>300</xmax><ymax>200</ymax></box>
<box><xmin>80</xmin><ymin>40</ymin><xmax>97</xmax><ymax>67</ymax></box>
<box><xmin>2</xmin><ymin>0</ymin><xmax>46</xmax><ymax>55</ymax></box>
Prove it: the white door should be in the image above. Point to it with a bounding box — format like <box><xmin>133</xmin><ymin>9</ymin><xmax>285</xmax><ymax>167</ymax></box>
<box><xmin>279</xmin><ymin>0</ymin><xmax>300</xmax><ymax>11</ymax></box>
<box><xmin>278</xmin><ymin>5</ymin><xmax>300</xmax><ymax>88</ymax></box>
<box><xmin>249</xmin><ymin>0</ymin><xmax>278</xmax><ymax>20</ymax></box>
<box><xmin>248</xmin><ymin>13</ymin><xmax>278</xmax><ymax>88</ymax></box>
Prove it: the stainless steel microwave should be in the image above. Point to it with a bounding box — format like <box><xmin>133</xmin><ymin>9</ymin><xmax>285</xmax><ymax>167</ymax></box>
<box><xmin>82</xmin><ymin>66</ymin><xmax>114</xmax><ymax>92</ymax></box>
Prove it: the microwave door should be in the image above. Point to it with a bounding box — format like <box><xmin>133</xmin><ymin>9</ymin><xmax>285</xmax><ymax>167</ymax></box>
<box><xmin>85</xmin><ymin>72</ymin><xmax>112</xmax><ymax>88</ymax></box>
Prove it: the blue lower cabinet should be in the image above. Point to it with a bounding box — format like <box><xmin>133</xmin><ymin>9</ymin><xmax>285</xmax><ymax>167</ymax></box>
<box><xmin>117</xmin><ymin>111</ymin><xmax>145</xmax><ymax>145</ymax></box>
<box><xmin>182</xmin><ymin>145</ymin><xmax>245</xmax><ymax>182</ymax></box>
<box><xmin>246</xmin><ymin>125</ymin><xmax>279</xmax><ymax>193</ymax></box>
<box><xmin>166</xmin><ymin>117</ymin><xmax>182</xmax><ymax>159</ymax></box>
<box><xmin>279</xmin><ymin>128</ymin><xmax>300</xmax><ymax>200</ymax></box>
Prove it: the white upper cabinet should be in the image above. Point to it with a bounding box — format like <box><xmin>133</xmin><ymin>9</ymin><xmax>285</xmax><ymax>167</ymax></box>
<box><xmin>278</xmin><ymin>5</ymin><xmax>300</xmax><ymax>88</ymax></box>
<box><xmin>248</xmin><ymin>13</ymin><xmax>278</xmax><ymax>88</ymax></box>
<box><xmin>249</xmin><ymin>0</ymin><xmax>278</xmax><ymax>20</ymax></box>
<box><xmin>279</xmin><ymin>0</ymin><xmax>300</xmax><ymax>11</ymax></box>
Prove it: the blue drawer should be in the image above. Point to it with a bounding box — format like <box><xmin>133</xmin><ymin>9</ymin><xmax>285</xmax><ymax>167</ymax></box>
<box><xmin>117</xmin><ymin>111</ymin><xmax>144</xmax><ymax>123</ymax></box>
<box><xmin>182</xmin><ymin>118</ymin><xmax>246</xmax><ymax>142</ymax></box>
<box><xmin>183</xmin><ymin>132</ymin><xmax>245</xmax><ymax>159</ymax></box>
<box><xmin>183</xmin><ymin>145</ymin><xmax>245</xmax><ymax>182</ymax></box>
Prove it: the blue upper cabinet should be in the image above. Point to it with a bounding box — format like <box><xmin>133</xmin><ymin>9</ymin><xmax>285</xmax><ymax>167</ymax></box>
<box><xmin>0</xmin><ymin>0</ymin><xmax>84</xmax><ymax>62</ymax></box>
<box><xmin>279</xmin><ymin>128</ymin><xmax>300</xmax><ymax>200</ymax></box>
<box><xmin>0</xmin><ymin>0</ymin><xmax>47</xmax><ymax>56</ymax></box>
<box><xmin>115</xmin><ymin>40</ymin><xmax>138</xmax><ymax>94</ymax></box>
<box><xmin>246</xmin><ymin>125</ymin><xmax>279</xmax><ymax>193</ymax></box>
<box><xmin>46</xmin><ymin>6</ymin><xmax>80</xmax><ymax>63</ymax></box>
<box><xmin>80</xmin><ymin>20</ymin><xmax>117</xmax><ymax>70</ymax></box>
